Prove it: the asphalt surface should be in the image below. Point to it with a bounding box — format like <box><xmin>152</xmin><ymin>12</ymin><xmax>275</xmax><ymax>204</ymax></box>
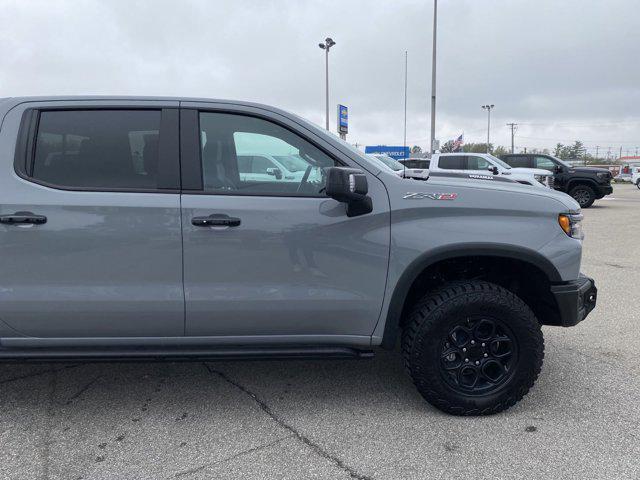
<box><xmin>1</xmin><ymin>184</ymin><xmax>639</xmax><ymax>480</ymax></box>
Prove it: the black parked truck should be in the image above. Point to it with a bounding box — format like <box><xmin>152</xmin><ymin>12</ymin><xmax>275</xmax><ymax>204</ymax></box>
<box><xmin>499</xmin><ymin>153</ymin><xmax>613</xmax><ymax>208</ymax></box>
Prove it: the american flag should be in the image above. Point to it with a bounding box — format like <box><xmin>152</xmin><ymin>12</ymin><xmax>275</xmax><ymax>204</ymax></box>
<box><xmin>452</xmin><ymin>133</ymin><xmax>464</xmax><ymax>151</ymax></box>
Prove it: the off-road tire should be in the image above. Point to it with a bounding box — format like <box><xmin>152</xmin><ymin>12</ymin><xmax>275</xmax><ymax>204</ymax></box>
<box><xmin>636</xmin><ymin>180</ymin><xmax>640</xmax><ymax>190</ymax></box>
<box><xmin>402</xmin><ymin>281</ymin><xmax>544</xmax><ymax>416</ymax></box>
<box><xmin>569</xmin><ymin>184</ymin><xmax>596</xmax><ymax>208</ymax></box>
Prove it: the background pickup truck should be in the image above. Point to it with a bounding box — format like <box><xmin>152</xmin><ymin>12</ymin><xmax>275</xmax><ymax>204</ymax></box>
<box><xmin>429</xmin><ymin>152</ymin><xmax>554</xmax><ymax>188</ymax></box>
<box><xmin>499</xmin><ymin>153</ymin><xmax>613</xmax><ymax>208</ymax></box>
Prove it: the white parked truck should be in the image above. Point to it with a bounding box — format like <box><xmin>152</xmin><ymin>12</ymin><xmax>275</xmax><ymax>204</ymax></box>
<box><xmin>429</xmin><ymin>153</ymin><xmax>554</xmax><ymax>189</ymax></box>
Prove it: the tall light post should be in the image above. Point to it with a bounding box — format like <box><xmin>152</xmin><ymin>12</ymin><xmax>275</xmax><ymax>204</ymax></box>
<box><xmin>403</xmin><ymin>51</ymin><xmax>408</xmax><ymax>150</ymax></box>
<box><xmin>430</xmin><ymin>0</ymin><xmax>437</xmax><ymax>153</ymax></box>
<box><xmin>481</xmin><ymin>104</ymin><xmax>494</xmax><ymax>153</ymax></box>
<box><xmin>318</xmin><ymin>37</ymin><xmax>336</xmax><ymax>131</ymax></box>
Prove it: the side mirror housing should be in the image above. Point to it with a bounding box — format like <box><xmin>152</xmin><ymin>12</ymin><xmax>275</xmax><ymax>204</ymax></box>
<box><xmin>488</xmin><ymin>165</ymin><xmax>499</xmax><ymax>175</ymax></box>
<box><xmin>325</xmin><ymin>167</ymin><xmax>373</xmax><ymax>217</ymax></box>
<box><xmin>266</xmin><ymin>167</ymin><xmax>283</xmax><ymax>180</ymax></box>
<box><xmin>554</xmin><ymin>165</ymin><xmax>563</xmax><ymax>174</ymax></box>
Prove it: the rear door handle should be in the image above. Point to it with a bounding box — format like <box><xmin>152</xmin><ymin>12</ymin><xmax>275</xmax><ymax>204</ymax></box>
<box><xmin>191</xmin><ymin>214</ymin><xmax>241</xmax><ymax>227</ymax></box>
<box><xmin>0</xmin><ymin>211</ymin><xmax>47</xmax><ymax>225</ymax></box>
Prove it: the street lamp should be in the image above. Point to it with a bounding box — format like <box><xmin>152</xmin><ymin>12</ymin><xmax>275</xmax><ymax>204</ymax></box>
<box><xmin>481</xmin><ymin>104</ymin><xmax>494</xmax><ymax>153</ymax></box>
<box><xmin>318</xmin><ymin>37</ymin><xmax>336</xmax><ymax>131</ymax></box>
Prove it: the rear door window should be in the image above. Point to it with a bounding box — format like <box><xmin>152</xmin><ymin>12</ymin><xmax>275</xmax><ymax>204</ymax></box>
<box><xmin>30</xmin><ymin>110</ymin><xmax>168</xmax><ymax>190</ymax></box>
<box><xmin>438</xmin><ymin>156</ymin><xmax>465</xmax><ymax>169</ymax></box>
<box><xmin>502</xmin><ymin>155</ymin><xmax>531</xmax><ymax>168</ymax></box>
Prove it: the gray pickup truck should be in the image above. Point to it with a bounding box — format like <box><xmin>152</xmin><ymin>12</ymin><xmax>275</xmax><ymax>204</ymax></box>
<box><xmin>0</xmin><ymin>97</ymin><xmax>597</xmax><ymax>415</ymax></box>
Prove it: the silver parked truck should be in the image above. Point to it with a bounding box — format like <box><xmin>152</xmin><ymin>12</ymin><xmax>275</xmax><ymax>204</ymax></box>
<box><xmin>0</xmin><ymin>97</ymin><xmax>597</xmax><ymax>415</ymax></box>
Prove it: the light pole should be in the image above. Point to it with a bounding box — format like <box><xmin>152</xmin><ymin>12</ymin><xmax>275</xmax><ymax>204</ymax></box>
<box><xmin>481</xmin><ymin>104</ymin><xmax>494</xmax><ymax>153</ymax></box>
<box><xmin>403</xmin><ymin>51</ymin><xmax>408</xmax><ymax>150</ymax></box>
<box><xmin>318</xmin><ymin>37</ymin><xmax>336</xmax><ymax>131</ymax></box>
<box><xmin>430</xmin><ymin>0</ymin><xmax>437</xmax><ymax>153</ymax></box>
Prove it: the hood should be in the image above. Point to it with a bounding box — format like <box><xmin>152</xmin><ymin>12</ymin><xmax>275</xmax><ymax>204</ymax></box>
<box><xmin>569</xmin><ymin>166</ymin><xmax>610</xmax><ymax>174</ymax></box>
<box><xmin>509</xmin><ymin>167</ymin><xmax>552</xmax><ymax>176</ymax></box>
<box><xmin>396</xmin><ymin>172</ymin><xmax>580</xmax><ymax>211</ymax></box>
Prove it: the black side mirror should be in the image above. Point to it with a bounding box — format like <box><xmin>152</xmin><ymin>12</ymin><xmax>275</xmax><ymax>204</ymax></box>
<box><xmin>488</xmin><ymin>166</ymin><xmax>499</xmax><ymax>175</ymax></box>
<box><xmin>266</xmin><ymin>167</ymin><xmax>283</xmax><ymax>180</ymax></box>
<box><xmin>325</xmin><ymin>167</ymin><xmax>373</xmax><ymax>217</ymax></box>
<box><xmin>554</xmin><ymin>165</ymin><xmax>563</xmax><ymax>174</ymax></box>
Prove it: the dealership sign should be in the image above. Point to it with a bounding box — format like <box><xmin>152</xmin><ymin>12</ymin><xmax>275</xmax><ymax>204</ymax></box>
<box><xmin>337</xmin><ymin>104</ymin><xmax>348</xmax><ymax>134</ymax></box>
<box><xmin>364</xmin><ymin>145</ymin><xmax>410</xmax><ymax>160</ymax></box>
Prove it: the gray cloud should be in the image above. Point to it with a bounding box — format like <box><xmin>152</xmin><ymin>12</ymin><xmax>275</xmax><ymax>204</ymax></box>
<box><xmin>1</xmin><ymin>0</ymin><xmax>638</xmax><ymax>154</ymax></box>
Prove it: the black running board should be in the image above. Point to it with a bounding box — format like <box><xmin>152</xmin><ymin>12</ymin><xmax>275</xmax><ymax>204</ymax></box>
<box><xmin>0</xmin><ymin>346</ymin><xmax>375</xmax><ymax>362</ymax></box>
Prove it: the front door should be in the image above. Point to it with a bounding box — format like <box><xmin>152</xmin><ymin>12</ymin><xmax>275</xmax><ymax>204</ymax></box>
<box><xmin>0</xmin><ymin>102</ymin><xmax>184</xmax><ymax>338</ymax></box>
<box><xmin>180</xmin><ymin>107</ymin><xmax>390</xmax><ymax>340</ymax></box>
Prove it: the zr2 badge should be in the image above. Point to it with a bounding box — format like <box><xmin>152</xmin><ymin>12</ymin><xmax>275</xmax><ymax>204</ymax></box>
<box><xmin>403</xmin><ymin>192</ymin><xmax>458</xmax><ymax>200</ymax></box>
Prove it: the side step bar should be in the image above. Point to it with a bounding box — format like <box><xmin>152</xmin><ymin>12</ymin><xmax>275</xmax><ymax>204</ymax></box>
<box><xmin>0</xmin><ymin>346</ymin><xmax>375</xmax><ymax>362</ymax></box>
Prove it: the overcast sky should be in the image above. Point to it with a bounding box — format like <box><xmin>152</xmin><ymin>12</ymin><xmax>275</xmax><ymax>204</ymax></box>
<box><xmin>1</xmin><ymin>0</ymin><xmax>639</xmax><ymax>156</ymax></box>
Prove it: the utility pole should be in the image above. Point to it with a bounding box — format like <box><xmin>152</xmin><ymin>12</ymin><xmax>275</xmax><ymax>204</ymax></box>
<box><xmin>619</xmin><ymin>146</ymin><xmax>623</xmax><ymax>160</ymax></box>
<box><xmin>429</xmin><ymin>0</ymin><xmax>437</xmax><ymax>153</ymax></box>
<box><xmin>318</xmin><ymin>37</ymin><xmax>336</xmax><ymax>131</ymax></box>
<box><xmin>481</xmin><ymin>104</ymin><xmax>494</xmax><ymax>153</ymax></box>
<box><xmin>595</xmin><ymin>145</ymin><xmax>599</xmax><ymax>160</ymax></box>
<box><xmin>506</xmin><ymin>123</ymin><xmax>517</xmax><ymax>153</ymax></box>
<box><xmin>403</xmin><ymin>51</ymin><xmax>408</xmax><ymax>150</ymax></box>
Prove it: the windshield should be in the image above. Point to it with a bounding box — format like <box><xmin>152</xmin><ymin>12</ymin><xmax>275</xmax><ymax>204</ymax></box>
<box><xmin>272</xmin><ymin>154</ymin><xmax>308</xmax><ymax>172</ymax></box>
<box><xmin>548</xmin><ymin>155</ymin><xmax>570</xmax><ymax>167</ymax></box>
<box><xmin>486</xmin><ymin>154</ymin><xmax>512</xmax><ymax>169</ymax></box>
<box><xmin>373</xmin><ymin>155</ymin><xmax>403</xmax><ymax>171</ymax></box>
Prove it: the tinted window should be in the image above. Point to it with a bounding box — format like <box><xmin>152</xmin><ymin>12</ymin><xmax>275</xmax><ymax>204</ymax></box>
<box><xmin>199</xmin><ymin>112</ymin><xmax>339</xmax><ymax>196</ymax></box>
<box><xmin>438</xmin><ymin>156</ymin><xmax>465</xmax><ymax>169</ymax></box>
<box><xmin>502</xmin><ymin>155</ymin><xmax>530</xmax><ymax>168</ymax></box>
<box><xmin>466</xmin><ymin>156</ymin><xmax>491</xmax><ymax>170</ymax></box>
<box><xmin>533</xmin><ymin>156</ymin><xmax>556</xmax><ymax>171</ymax></box>
<box><xmin>32</xmin><ymin>110</ymin><xmax>162</xmax><ymax>189</ymax></box>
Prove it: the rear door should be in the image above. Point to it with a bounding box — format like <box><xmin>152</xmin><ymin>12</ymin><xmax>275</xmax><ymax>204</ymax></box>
<box><xmin>0</xmin><ymin>101</ymin><xmax>184</xmax><ymax>338</ymax></box>
<box><xmin>179</xmin><ymin>103</ymin><xmax>390</xmax><ymax>341</ymax></box>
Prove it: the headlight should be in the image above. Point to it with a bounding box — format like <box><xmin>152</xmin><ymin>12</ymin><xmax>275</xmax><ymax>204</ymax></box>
<box><xmin>596</xmin><ymin>172</ymin><xmax>609</xmax><ymax>181</ymax></box>
<box><xmin>534</xmin><ymin>174</ymin><xmax>550</xmax><ymax>187</ymax></box>
<box><xmin>558</xmin><ymin>212</ymin><xmax>584</xmax><ymax>240</ymax></box>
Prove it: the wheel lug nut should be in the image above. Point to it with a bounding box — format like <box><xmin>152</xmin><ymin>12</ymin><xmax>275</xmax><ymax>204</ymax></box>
<box><xmin>471</xmin><ymin>340</ymin><xmax>475</xmax><ymax>345</ymax></box>
<box><xmin>475</xmin><ymin>361</ymin><xmax>480</xmax><ymax>365</ymax></box>
<box><xmin>462</xmin><ymin>348</ymin><xmax>467</xmax><ymax>352</ymax></box>
<box><xmin>481</xmin><ymin>343</ymin><xmax>485</xmax><ymax>347</ymax></box>
<box><xmin>484</xmin><ymin>353</ymin><xmax>488</xmax><ymax>357</ymax></box>
<box><xmin>465</xmin><ymin>358</ymin><xmax>469</xmax><ymax>362</ymax></box>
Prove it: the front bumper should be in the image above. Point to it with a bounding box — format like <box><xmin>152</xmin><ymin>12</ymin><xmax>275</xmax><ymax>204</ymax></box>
<box><xmin>596</xmin><ymin>184</ymin><xmax>613</xmax><ymax>197</ymax></box>
<box><xmin>550</xmin><ymin>275</ymin><xmax>597</xmax><ymax>327</ymax></box>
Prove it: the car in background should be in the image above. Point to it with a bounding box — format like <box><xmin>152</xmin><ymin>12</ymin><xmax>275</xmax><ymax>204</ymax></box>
<box><xmin>613</xmin><ymin>173</ymin><xmax>632</xmax><ymax>183</ymax></box>
<box><xmin>367</xmin><ymin>154</ymin><xmax>429</xmax><ymax>180</ymax></box>
<box><xmin>632</xmin><ymin>167</ymin><xmax>640</xmax><ymax>189</ymax></box>
<box><xmin>237</xmin><ymin>153</ymin><xmax>321</xmax><ymax>184</ymax></box>
<box><xmin>429</xmin><ymin>153</ymin><xmax>553</xmax><ymax>189</ymax></box>
<box><xmin>500</xmin><ymin>153</ymin><xmax>613</xmax><ymax>208</ymax></box>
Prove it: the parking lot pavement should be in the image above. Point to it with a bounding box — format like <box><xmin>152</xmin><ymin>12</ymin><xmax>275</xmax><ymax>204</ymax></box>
<box><xmin>1</xmin><ymin>184</ymin><xmax>639</xmax><ymax>480</ymax></box>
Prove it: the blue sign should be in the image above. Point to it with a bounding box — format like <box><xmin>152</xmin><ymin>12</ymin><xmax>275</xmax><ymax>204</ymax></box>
<box><xmin>337</xmin><ymin>104</ymin><xmax>348</xmax><ymax>134</ymax></box>
<box><xmin>364</xmin><ymin>145</ymin><xmax>410</xmax><ymax>160</ymax></box>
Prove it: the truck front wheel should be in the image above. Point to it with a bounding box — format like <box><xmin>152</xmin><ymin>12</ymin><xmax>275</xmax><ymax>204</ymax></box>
<box><xmin>569</xmin><ymin>184</ymin><xmax>596</xmax><ymax>207</ymax></box>
<box><xmin>402</xmin><ymin>281</ymin><xmax>544</xmax><ymax>415</ymax></box>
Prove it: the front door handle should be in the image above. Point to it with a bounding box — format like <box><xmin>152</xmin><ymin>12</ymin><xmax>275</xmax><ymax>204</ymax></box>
<box><xmin>0</xmin><ymin>211</ymin><xmax>47</xmax><ymax>225</ymax></box>
<box><xmin>192</xmin><ymin>214</ymin><xmax>241</xmax><ymax>227</ymax></box>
